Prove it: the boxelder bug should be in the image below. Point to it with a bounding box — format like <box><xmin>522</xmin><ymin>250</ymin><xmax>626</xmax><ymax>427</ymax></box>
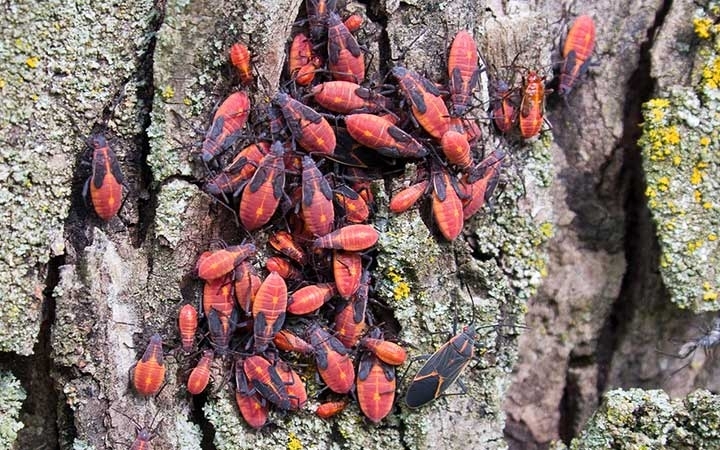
<box><xmin>229</xmin><ymin>42</ymin><xmax>253</xmax><ymax>86</ymax></box>
<box><xmin>345</xmin><ymin>113</ymin><xmax>429</xmax><ymax>159</ymax></box>
<box><xmin>187</xmin><ymin>349</ymin><xmax>214</xmax><ymax>395</ymax></box>
<box><xmin>235</xmin><ymin>358</ymin><xmax>269</xmax><ymax>429</ymax></box>
<box><xmin>326</xmin><ymin>12</ymin><xmax>365</xmax><ymax>83</ymax></box>
<box><xmin>252</xmin><ymin>271</ymin><xmax>288</xmax><ymax>353</ymax></box>
<box><xmin>313</xmin><ymin>224</ymin><xmax>379</xmax><ymax>251</ymax></box>
<box><xmin>447</xmin><ymin>30</ymin><xmax>482</xmax><ymax>116</ymax></box>
<box><xmin>307</xmin><ymin>323</ymin><xmax>355</xmax><ymax>393</ymax></box>
<box><xmin>357</xmin><ymin>352</ymin><xmax>396</xmax><ymax>423</ymax></box>
<box><xmin>238</xmin><ymin>141</ymin><xmax>286</xmax><ymax>231</ymax></box>
<box><xmin>518</xmin><ymin>71</ymin><xmax>546</xmax><ymax>139</ymax></box>
<box><xmin>301</xmin><ymin>155</ymin><xmax>335</xmax><ymax>236</ymax></box>
<box><xmin>132</xmin><ymin>334</ymin><xmax>166</xmax><ymax>397</ymax></box>
<box><xmin>201</xmin><ymin>91</ymin><xmax>251</xmax><ymax>165</ymax></box>
<box><xmin>85</xmin><ymin>134</ymin><xmax>124</xmax><ymax>221</ymax></box>
<box><xmin>177</xmin><ymin>304</ymin><xmax>198</xmax><ymax>353</ymax></box>
<box><xmin>315</xmin><ymin>400</ymin><xmax>347</xmax><ymax>419</ymax></box>
<box><xmin>559</xmin><ymin>15</ymin><xmax>596</xmax><ymax>97</ymax></box>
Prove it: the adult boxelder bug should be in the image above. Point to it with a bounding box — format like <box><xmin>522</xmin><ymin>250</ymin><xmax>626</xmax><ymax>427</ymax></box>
<box><xmin>252</xmin><ymin>271</ymin><xmax>288</xmax><ymax>353</ymax></box>
<box><xmin>447</xmin><ymin>30</ymin><xmax>482</xmax><ymax>116</ymax></box>
<box><xmin>229</xmin><ymin>42</ymin><xmax>253</xmax><ymax>86</ymax></box>
<box><xmin>196</xmin><ymin>244</ymin><xmax>256</xmax><ymax>281</ymax></box>
<box><xmin>268</xmin><ymin>230</ymin><xmax>307</xmax><ymax>265</ymax></box>
<box><xmin>85</xmin><ymin>134</ymin><xmax>124</xmax><ymax>221</ymax></box>
<box><xmin>301</xmin><ymin>156</ymin><xmax>335</xmax><ymax>236</ymax></box>
<box><xmin>356</xmin><ymin>352</ymin><xmax>396</xmax><ymax>423</ymax></box>
<box><xmin>519</xmin><ymin>71</ymin><xmax>545</xmax><ymax>139</ymax></box>
<box><xmin>307</xmin><ymin>323</ymin><xmax>355</xmax><ymax>393</ymax></box>
<box><xmin>431</xmin><ymin>167</ymin><xmax>464</xmax><ymax>241</ymax></box>
<box><xmin>360</xmin><ymin>328</ymin><xmax>407</xmax><ymax>366</ymax></box>
<box><xmin>389</xmin><ymin>180</ymin><xmax>428</xmax><ymax>214</ymax></box>
<box><xmin>327</xmin><ymin>12</ymin><xmax>365</xmax><ymax>83</ymax></box>
<box><xmin>559</xmin><ymin>15</ymin><xmax>596</xmax><ymax>96</ymax></box>
<box><xmin>332</xmin><ymin>250</ymin><xmax>362</xmax><ymax>299</ymax></box>
<box><xmin>316</xmin><ymin>400</ymin><xmax>347</xmax><ymax>419</ymax></box>
<box><xmin>311</xmin><ymin>81</ymin><xmax>390</xmax><ymax>115</ymax></box>
<box><xmin>187</xmin><ymin>349</ymin><xmax>214</xmax><ymax>395</ymax></box>
<box><xmin>235</xmin><ymin>359</ymin><xmax>269</xmax><ymax>429</ymax></box>
<box><xmin>287</xmin><ymin>283</ymin><xmax>337</xmax><ymax>315</ymax></box>
<box><xmin>391</xmin><ymin>66</ymin><xmax>451</xmax><ymax>139</ymax></box>
<box><xmin>201</xmin><ymin>91</ymin><xmax>251</xmax><ymax>165</ymax></box>
<box><xmin>345</xmin><ymin>113</ymin><xmax>429</xmax><ymax>159</ymax></box>
<box><xmin>238</xmin><ymin>141</ymin><xmax>286</xmax><ymax>231</ymax></box>
<box><xmin>275</xmin><ymin>93</ymin><xmax>336</xmax><ymax>155</ymax></box>
<box><xmin>313</xmin><ymin>224</ymin><xmax>379</xmax><ymax>251</ymax></box>
<box><xmin>243</xmin><ymin>355</ymin><xmax>292</xmax><ymax>409</ymax></box>
<box><xmin>405</xmin><ymin>325</ymin><xmax>479</xmax><ymax>408</ymax></box>
<box><xmin>132</xmin><ymin>334</ymin><xmax>166</xmax><ymax>397</ymax></box>
<box><xmin>178</xmin><ymin>304</ymin><xmax>198</xmax><ymax>353</ymax></box>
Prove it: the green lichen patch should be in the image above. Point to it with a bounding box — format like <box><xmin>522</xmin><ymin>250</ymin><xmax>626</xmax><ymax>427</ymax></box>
<box><xmin>571</xmin><ymin>389</ymin><xmax>720</xmax><ymax>449</ymax></box>
<box><xmin>0</xmin><ymin>371</ymin><xmax>26</xmax><ymax>448</ymax></box>
<box><xmin>639</xmin><ymin>89</ymin><xmax>720</xmax><ymax>311</ymax></box>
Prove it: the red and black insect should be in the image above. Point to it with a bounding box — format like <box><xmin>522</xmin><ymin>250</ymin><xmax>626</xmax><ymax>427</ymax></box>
<box><xmin>201</xmin><ymin>91</ymin><xmax>251</xmax><ymax>165</ymax></box>
<box><xmin>233</xmin><ymin>260</ymin><xmax>261</xmax><ymax>314</ymax></box>
<box><xmin>204</xmin><ymin>142</ymin><xmax>270</xmax><ymax>198</ymax></box>
<box><xmin>332</xmin><ymin>250</ymin><xmax>362</xmax><ymax>299</ymax></box>
<box><xmin>460</xmin><ymin>149</ymin><xmax>505</xmax><ymax>219</ymax></box>
<box><xmin>519</xmin><ymin>71</ymin><xmax>546</xmax><ymax>139</ymax></box>
<box><xmin>120</xmin><ymin>411</ymin><xmax>162</xmax><ymax>450</ymax></box>
<box><xmin>252</xmin><ymin>271</ymin><xmax>288</xmax><ymax>353</ymax></box>
<box><xmin>269</xmin><ymin>230</ymin><xmax>307</xmax><ymax>265</ymax></box>
<box><xmin>440</xmin><ymin>129</ymin><xmax>473</xmax><ymax>170</ymax></box>
<box><xmin>288</xmin><ymin>32</ymin><xmax>322</xmax><ymax>86</ymax></box>
<box><xmin>235</xmin><ymin>359</ymin><xmax>269</xmax><ymax>429</ymax></box>
<box><xmin>187</xmin><ymin>349</ymin><xmax>214</xmax><ymax>395</ymax></box>
<box><xmin>356</xmin><ymin>352</ymin><xmax>396</xmax><ymax>423</ymax></box>
<box><xmin>405</xmin><ymin>325</ymin><xmax>478</xmax><ymax>408</ymax></box>
<box><xmin>389</xmin><ymin>180</ymin><xmax>428</xmax><ymax>214</ymax></box>
<box><xmin>311</xmin><ymin>81</ymin><xmax>390</xmax><ymax>115</ymax></box>
<box><xmin>178</xmin><ymin>304</ymin><xmax>198</xmax><ymax>353</ymax></box>
<box><xmin>490</xmin><ymin>78</ymin><xmax>518</xmax><ymax>134</ymax></box>
<box><xmin>360</xmin><ymin>328</ymin><xmax>407</xmax><ymax>366</ymax></box>
<box><xmin>333</xmin><ymin>184</ymin><xmax>370</xmax><ymax>224</ymax></box>
<box><xmin>276</xmin><ymin>359</ymin><xmax>308</xmax><ymax>410</ymax></box>
<box><xmin>391</xmin><ymin>66</ymin><xmax>451</xmax><ymax>139</ymax></box>
<box><xmin>333</xmin><ymin>297</ymin><xmax>366</xmax><ymax>348</ymax></box>
<box><xmin>559</xmin><ymin>15</ymin><xmax>596</xmax><ymax>96</ymax></box>
<box><xmin>307</xmin><ymin>0</ymin><xmax>338</xmax><ymax>41</ymax></box>
<box><xmin>447</xmin><ymin>30</ymin><xmax>482</xmax><ymax>116</ymax></box>
<box><xmin>202</xmin><ymin>275</ymin><xmax>234</xmax><ymax>318</ymax></box>
<box><xmin>238</xmin><ymin>141</ymin><xmax>286</xmax><ymax>231</ymax></box>
<box><xmin>345</xmin><ymin>113</ymin><xmax>429</xmax><ymax>159</ymax></box>
<box><xmin>229</xmin><ymin>42</ymin><xmax>253</xmax><ymax>86</ymax></box>
<box><xmin>132</xmin><ymin>334</ymin><xmax>166</xmax><ymax>397</ymax></box>
<box><xmin>431</xmin><ymin>167</ymin><xmax>464</xmax><ymax>241</ymax></box>
<box><xmin>313</xmin><ymin>224</ymin><xmax>379</xmax><ymax>251</ymax></box>
<box><xmin>243</xmin><ymin>355</ymin><xmax>292</xmax><ymax>409</ymax></box>
<box><xmin>275</xmin><ymin>93</ymin><xmax>336</xmax><ymax>154</ymax></box>
<box><xmin>307</xmin><ymin>323</ymin><xmax>355</xmax><ymax>393</ymax></box>
<box><xmin>207</xmin><ymin>307</ymin><xmax>237</xmax><ymax>355</ymax></box>
<box><xmin>301</xmin><ymin>155</ymin><xmax>335</xmax><ymax>236</ymax></box>
<box><xmin>274</xmin><ymin>329</ymin><xmax>313</xmax><ymax>354</ymax></box>
<box><xmin>326</xmin><ymin>12</ymin><xmax>365</xmax><ymax>83</ymax></box>
<box><xmin>316</xmin><ymin>400</ymin><xmax>347</xmax><ymax>419</ymax></box>
<box><xmin>85</xmin><ymin>134</ymin><xmax>124</xmax><ymax>221</ymax></box>
<box><xmin>343</xmin><ymin>14</ymin><xmax>363</xmax><ymax>33</ymax></box>
<box><xmin>287</xmin><ymin>283</ymin><xmax>337</xmax><ymax>315</ymax></box>
<box><xmin>265</xmin><ymin>256</ymin><xmax>303</xmax><ymax>281</ymax></box>
<box><xmin>196</xmin><ymin>244</ymin><xmax>256</xmax><ymax>282</ymax></box>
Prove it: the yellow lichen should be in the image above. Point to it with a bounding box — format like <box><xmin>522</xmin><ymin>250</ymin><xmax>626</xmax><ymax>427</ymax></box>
<box><xmin>703</xmin><ymin>201</ymin><xmax>713</xmax><ymax>209</ymax></box>
<box><xmin>690</xmin><ymin>167</ymin><xmax>703</xmax><ymax>185</ymax></box>
<box><xmin>183</xmin><ymin>97</ymin><xmax>192</xmax><ymax>106</ymax></box>
<box><xmin>645</xmin><ymin>187</ymin><xmax>657</xmax><ymax>198</ymax></box>
<box><xmin>662</xmin><ymin>126</ymin><xmax>680</xmax><ymax>145</ymax></box>
<box><xmin>700</xmin><ymin>136</ymin><xmax>711</xmax><ymax>146</ymax></box>
<box><xmin>287</xmin><ymin>432</ymin><xmax>302</xmax><ymax>450</ymax></box>
<box><xmin>25</xmin><ymin>56</ymin><xmax>39</xmax><ymax>68</ymax></box>
<box><xmin>694</xmin><ymin>190</ymin><xmax>703</xmax><ymax>203</ymax></box>
<box><xmin>694</xmin><ymin>17</ymin><xmax>714</xmax><ymax>39</ymax></box>
<box><xmin>709</xmin><ymin>233</ymin><xmax>717</xmax><ymax>241</ymax></box>
<box><xmin>393</xmin><ymin>281</ymin><xmax>411</xmax><ymax>301</ymax></box>
<box><xmin>702</xmin><ymin>56</ymin><xmax>720</xmax><ymax>89</ymax></box>
<box><xmin>687</xmin><ymin>240</ymin><xmax>704</xmax><ymax>253</ymax></box>
<box><xmin>657</xmin><ymin>176</ymin><xmax>670</xmax><ymax>192</ymax></box>
<box><xmin>0</xmin><ymin>79</ymin><xmax>5</xmax><ymax>89</ymax></box>
<box><xmin>538</xmin><ymin>222</ymin><xmax>554</xmax><ymax>239</ymax></box>
<box><xmin>672</xmin><ymin>154</ymin><xmax>682</xmax><ymax>166</ymax></box>
<box><xmin>161</xmin><ymin>85</ymin><xmax>175</xmax><ymax>100</ymax></box>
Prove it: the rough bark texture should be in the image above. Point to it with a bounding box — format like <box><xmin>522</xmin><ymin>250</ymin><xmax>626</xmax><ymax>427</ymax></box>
<box><xmin>1</xmin><ymin>0</ymin><xmax>719</xmax><ymax>449</ymax></box>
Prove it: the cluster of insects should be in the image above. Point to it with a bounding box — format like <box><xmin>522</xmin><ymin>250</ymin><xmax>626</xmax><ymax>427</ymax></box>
<box><xmin>79</xmin><ymin>1</ymin><xmax>598</xmax><ymax>445</ymax></box>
